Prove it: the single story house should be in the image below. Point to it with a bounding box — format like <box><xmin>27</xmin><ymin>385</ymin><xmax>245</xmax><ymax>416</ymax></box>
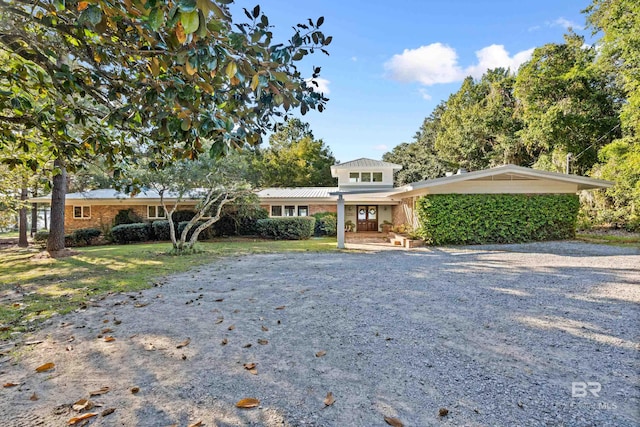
<box><xmin>31</xmin><ymin>158</ymin><xmax>612</xmax><ymax>247</ymax></box>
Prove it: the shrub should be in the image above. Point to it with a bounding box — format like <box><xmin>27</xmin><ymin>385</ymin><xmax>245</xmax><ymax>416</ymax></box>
<box><xmin>33</xmin><ymin>230</ymin><xmax>49</xmax><ymax>243</ymax></box>
<box><xmin>256</xmin><ymin>217</ymin><xmax>316</xmax><ymax>240</ymax></box>
<box><xmin>177</xmin><ymin>220</ymin><xmax>216</xmax><ymax>241</ymax></box>
<box><xmin>313</xmin><ymin>212</ymin><xmax>337</xmax><ymax>236</ymax></box>
<box><xmin>172</xmin><ymin>210</ymin><xmax>196</xmax><ymax>223</ymax></box>
<box><xmin>113</xmin><ymin>208</ymin><xmax>143</xmax><ymax>226</ymax></box>
<box><xmin>416</xmin><ymin>194</ymin><xmax>580</xmax><ymax>245</ymax></box>
<box><xmin>111</xmin><ymin>223</ymin><xmax>151</xmax><ymax>244</ymax></box>
<box><xmin>152</xmin><ymin>220</ymin><xmax>172</xmax><ymax>241</ymax></box>
<box><xmin>72</xmin><ymin>228</ymin><xmax>101</xmax><ymax>246</ymax></box>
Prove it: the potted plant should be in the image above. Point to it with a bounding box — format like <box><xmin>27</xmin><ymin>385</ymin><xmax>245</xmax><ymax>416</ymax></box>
<box><xmin>381</xmin><ymin>220</ymin><xmax>393</xmax><ymax>233</ymax></box>
<box><xmin>344</xmin><ymin>220</ymin><xmax>355</xmax><ymax>232</ymax></box>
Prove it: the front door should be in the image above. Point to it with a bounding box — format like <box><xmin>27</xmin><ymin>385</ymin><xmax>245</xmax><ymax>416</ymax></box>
<box><xmin>357</xmin><ymin>205</ymin><xmax>378</xmax><ymax>232</ymax></box>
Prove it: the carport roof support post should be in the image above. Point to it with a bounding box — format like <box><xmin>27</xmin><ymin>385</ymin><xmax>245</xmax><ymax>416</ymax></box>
<box><xmin>337</xmin><ymin>194</ymin><xmax>345</xmax><ymax>249</ymax></box>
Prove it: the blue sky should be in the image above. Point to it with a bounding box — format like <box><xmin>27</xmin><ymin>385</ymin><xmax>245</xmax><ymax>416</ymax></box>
<box><xmin>234</xmin><ymin>1</ymin><xmax>594</xmax><ymax>162</ymax></box>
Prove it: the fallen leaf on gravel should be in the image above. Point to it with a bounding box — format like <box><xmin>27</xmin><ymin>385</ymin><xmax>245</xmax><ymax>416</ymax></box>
<box><xmin>101</xmin><ymin>328</ymin><xmax>113</xmax><ymax>334</ymax></box>
<box><xmin>438</xmin><ymin>407</ymin><xmax>449</xmax><ymax>417</ymax></box>
<box><xmin>275</xmin><ymin>305</ymin><xmax>285</xmax><ymax>310</ymax></box>
<box><xmin>104</xmin><ymin>336</ymin><xmax>116</xmax><ymax>342</ymax></box>
<box><xmin>228</xmin><ymin>324</ymin><xmax>235</xmax><ymax>331</ymax></box>
<box><xmin>261</xmin><ymin>325</ymin><xmax>269</xmax><ymax>332</ymax></box>
<box><xmin>221</xmin><ymin>338</ymin><xmax>228</xmax><ymax>346</ymax></box>
<box><xmin>35</xmin><ymin>362</ymin><xmax>55</xmax><ymax>372</ymax></box>
<box><xmin>242</xmin><ymin>343</ymin><xmax>252</xmax><ymax>348</ymax></box>
<box><xmin>257</xmin><ymin>339</ymin><xmax>268</xmax><ymax>345</ymax></box>
<box><xmin>384</xmin><ymin>416</ymin><xmax>404</xmax><ymax>427</ymax></box>
<box><xmin>215</xmin><ymin>298</ymin><xmax>224</xmax><ymax>302</ymax></box>
<box><xmin>101</xmin><ymin>408</ymin><xmax>115</xmax><ymax>417</ymax></box>
<box><xmin>67</xmin><ymin>413</ymin><xmax>97</xmax><ymax>424</ymax></box>
<box><xmin>72</xmin><ymin>398</ymin><xmax>94</xmax><ymax>411</ymax></box>
<box><xmin>315</xmin><ymin>350</ymin><xmax>326</xmax><ymax>357</ymax></box>
<box><xmin>3</xmin><ymin>382</ymin><xmax>19</xmax><ymax>387</ymax></box>
<box><xmin>113</xmin><ymin>319</ymin><xmax>122</xmax><ymax>325</ymax></box>
<box><xmin>187</xmin><ymin>421</ymin><xmax>203</xmax><ymax>427</ymax></box>
<box><xmin>181</xmin><ymin>354</ymin><xmax>187</xmax><ymax>360</ymax></box>
<box><xmin>244</xmin><ymin>363</ymin><xmax>256</xmax><ymax>370</ymax></box>
<box><xmin>215</xmin><ymin>317</ymin><xmax>224</xmax><ymax>324</ymax></box>
<box><xmin>233</xmin><ymin>309</ymin><xmax>240</xmax><ymax>313</ymax></box>
<box><xmin>324</xmin><ymin>392</ymin><xmax>335</xmax><ymax>406</ymax></box>
<box><xmin>30</xmin><ymin>392</ymin><xmax>38</xmax><ymax>401</ymax></box>
<box><xmin>103</xmin><ymin>319</ymin><xmax>109</xmax><ymax>323</ymax></box>
<box><xmin>134</xmin><ymin>303</ymin><xmax>148</xmax><ymax>308</ymax></box>
<box><xmin>176</xmin><ymin>338</ymin><xmax>191</xmax><ymax>349</ymax></box>
<box><xmin>66</xmin><ymin>346</ymin><xmax>73</xmax><ymax>351</ymax></box>
<box><xmin>236</xmin><ymin>398</ymin><xmax>260</xmax><ymax>408</ymax></box>
<box><xmin>130</xmin><ymin>387</ymin><xmax>140</xmax><ymax>394</ymax></box>
<box><xmin>89</xmin><ymin>387</ymin><xmax>110</xmax><ymax>397</ymax></box>
<box><xmin>67</xmin><ymin>336</ymin><xmax>75</xmax><ymax>342</ymax></box>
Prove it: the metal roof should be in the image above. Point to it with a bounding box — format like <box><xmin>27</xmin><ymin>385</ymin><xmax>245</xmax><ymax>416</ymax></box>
<box><xmin>30</xmin><ymin>188</ymin><xmax>199</xmax><ymax>203</ymax></box>
<box><xmin>331</xmin><ymin>158</ymin><xmax>402</xmax><ymax>170</ymax></box>
<box><xmin>400</xmin><ymin>164</ymin><xmax>613</xmax><ymax>192</ymax></box>
<box><xmin>256</xmin><ymin>187</ymin><xmax>339</xmax><ymax>199</ymax></box>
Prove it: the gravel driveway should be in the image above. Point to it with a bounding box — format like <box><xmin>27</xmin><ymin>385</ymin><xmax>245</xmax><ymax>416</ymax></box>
<box><xmin>1</xmin><ymin>241</ymin><xmax>639</xmax><ymax>426</ymax></box>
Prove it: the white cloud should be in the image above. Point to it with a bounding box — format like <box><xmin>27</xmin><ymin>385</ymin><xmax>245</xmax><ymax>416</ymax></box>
<box><xmin>418</xmin><ymin>88</ymin><xmax>432</xmax><ymax>100</ymax></box>
<box><xmin>528</xmin><ymin>25</ymin><xmax>541</xmax><ymax>32</ymax></box>
<box><xmin>551</xmin><ymin>17</ymin><xmax>583</xmax><ymax>30</ymax></box>
<box><xmin>306</xmin><ymin>77</ymin><xmax>330</xmax><ymax>94</ymax></box>
<box><xmin>384</xmin><ymin>43</ymin><xmax>533</xmax><ymax>87</ymax></box>
<box><xmin>465</xmin><ymin>45</ymin><xmax>535</xmax><ymax>79</ymax></box>
<box><xmin>373</xmin><ymin>144</ymin><xmax>388</xmax><ymax>151</ymax></box>
<box><xmin>384</xmin><ymin>43</ymin><xmax>463</xmax><ymax>85</ymax></box>
<box><xmin>351</xmin><ymin>56</ymin><xmax>358</xmax><ymax>62</ymax></box>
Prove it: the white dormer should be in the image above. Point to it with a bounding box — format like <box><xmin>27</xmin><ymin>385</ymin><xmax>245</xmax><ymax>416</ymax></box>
<box><xmin>330</xmin><ymin>158</ymin><xmax>402</xmax><ymax>190</ymax></box>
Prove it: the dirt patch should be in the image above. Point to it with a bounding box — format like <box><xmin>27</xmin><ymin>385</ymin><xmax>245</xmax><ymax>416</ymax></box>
<box><xmin>0</xmin><ymin>243</ymin><xmax>638</xmax><ymax>426</ymax></box>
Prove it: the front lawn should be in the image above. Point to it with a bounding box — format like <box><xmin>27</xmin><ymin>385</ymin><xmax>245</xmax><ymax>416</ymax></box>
<box><xmin>0</xmin><ymin>238</ymin><xmax>336</xmax><ymax>339</ymax></box>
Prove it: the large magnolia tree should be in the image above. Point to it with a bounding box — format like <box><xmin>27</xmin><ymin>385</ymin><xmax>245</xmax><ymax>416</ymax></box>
<box><xmin>0</xmin><ymin>0</ymin><xmax>331</xmax><ymax>254</ymax></box>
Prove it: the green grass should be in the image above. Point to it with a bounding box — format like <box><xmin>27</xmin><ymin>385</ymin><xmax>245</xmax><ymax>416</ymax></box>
<box><xmin>576</xmin><ymin>232</ymin><xmax>640</xmax><ymax>248</ymax></box>
<box><xmin>0</xmin><ymin>238</ymin><xmax>336</xmax><ymax>340</ymax></box>
<box><xmin>0</xmin><ymin>231</ymin><xmax>19</xmax><ymax>238</ymax></box>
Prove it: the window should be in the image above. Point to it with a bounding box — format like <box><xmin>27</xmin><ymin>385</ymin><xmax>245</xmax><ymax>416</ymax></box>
<box><xmin>271</xmin><ymin>205</ymin><xmax>308</xmax><ymax>217</ymax></box>
<box><xmin>348</xmin><ymin>172</ymin><xmax>383</xmax><ymax>183</ymax></box>
<box><xmin>148</xmin><ymin>205</ymin><xmax>166</xmax><ymax>219</ymax></box>
<box><xmin>73</xmin><ymin>206</ymin><xmax>91</xmax><ymax>219</ymax></box>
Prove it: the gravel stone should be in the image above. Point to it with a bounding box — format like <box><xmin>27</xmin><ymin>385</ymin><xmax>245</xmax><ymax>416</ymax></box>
<box><xmin>0</xmin><ymin>241</ymin><xmax>638</xmax><ymax>426</ymax></box>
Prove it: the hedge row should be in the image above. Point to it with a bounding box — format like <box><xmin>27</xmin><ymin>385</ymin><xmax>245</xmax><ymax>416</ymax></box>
<box><xmin>34</xmin><ymin>228</ymin><xmax>102</xmax><ymax>247</ymax></box>
<box><xmin>257</xmin><ymin>217</ymin><xmax>316</xmax><ymax>240</ymax></box>
<box><xmin>416</xmin><ymin>193</ymin><xmax>580</xmax><ymax>245</ymax></box>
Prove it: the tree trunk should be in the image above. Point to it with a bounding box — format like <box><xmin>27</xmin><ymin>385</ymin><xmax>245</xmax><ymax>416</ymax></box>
<box><xmin>18</xmin><ymin>187</ymin><xmax>28</xmax><ymax>247</ymax></box>
<box><xmin>31</xmin><ymin>187</ymin><xmax>38</xmax><ymax>237</ymax></box>
<box><xmin>47</xmin><ymin>158</ymin><xmax>67</xmax><ymax>253</ymax></box>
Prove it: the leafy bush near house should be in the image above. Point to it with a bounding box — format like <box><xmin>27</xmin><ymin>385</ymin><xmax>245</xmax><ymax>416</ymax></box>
<box><xmin>313</xmin><ymin>212</ymin><xmax>337</xmax><ymax>236</ymax></box>
<box><xmin>256</xmin><ymin>217</ymin><xmax>316</xmax><ymax>240</ymax></box>
<box><xmin>72</xmin><ymin>228</ymin><xmax>101</xmax><ymax>246</ymax></box>
<box><xmin>416</xmin><ymin>194</ymin><xmax>580</xmax><ymax>245</ymax></box>
<box><xmin>151</xmin><ymin>220</ymin><xmax>173</xmax><ymax>241</ymax></box>
<box><xmin>177</xmin><ymin>221</ymin><xmax>216</xmax><ymax>241</ymax></box>
<box><xmin>172</xmin><ymin>210</ymin><xmax>196</xmax><ymax>223</ymax></box>
<box><xmin>216</xmin><ymin>206</ymin><xmax>269</xmax><ymax>236</ymax></box>
<box><xmin>111</xmin><ymin>223</ymin><xmax>151</xmax><ymax>244</ymax></box>
<box><xmin>113</xmin><ymin>208</ymin><xmax>144</xmax><ymax>226</ymax></box>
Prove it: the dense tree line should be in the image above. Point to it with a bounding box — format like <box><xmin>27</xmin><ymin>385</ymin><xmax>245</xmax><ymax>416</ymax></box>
<box><xmin>385</xmin><ymin>1</ymin><xmax>638</xmax><ymax>230</ymax></box>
